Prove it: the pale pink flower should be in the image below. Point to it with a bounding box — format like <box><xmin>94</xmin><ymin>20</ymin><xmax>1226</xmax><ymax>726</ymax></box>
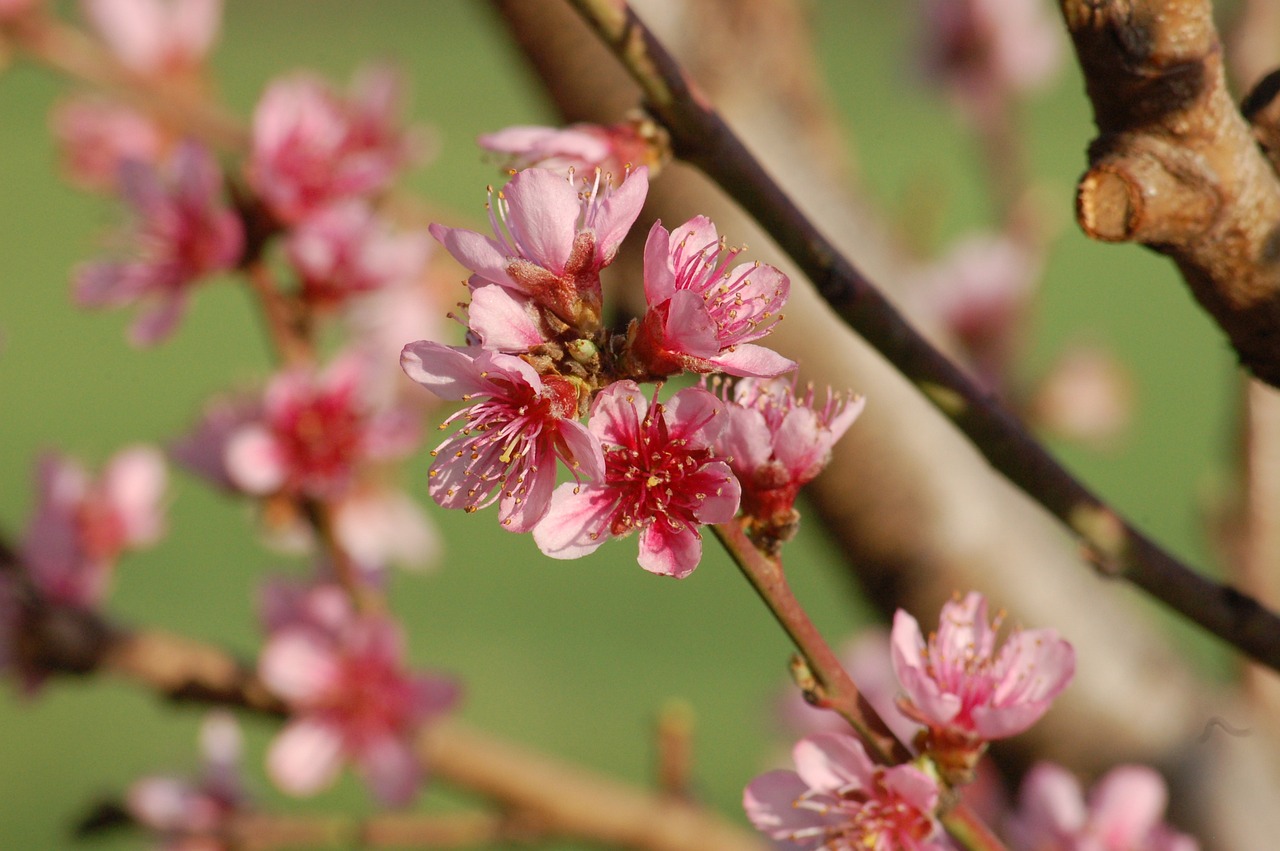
<box><xmin>259</xmin><ymin>585</ymin><xmax>458</xmax><ymax>805</ymax></box>
<box><xmin>400</xmin><ymin>340</ymin><xmax>603</xmax><ymax>533</ymax></box>
<box><xmin>919</xmin><ymin>0</ymin><xmax>1063</xmax><ymax>109</ymax></box>
<box><xmin>73</xmin><ymin>142</ymin><xmax>244</xmax><ymax>346</ymax></box>
<box><xmin>82</xmin><ymin>0</ymin><xmax>221</xmax><ymax>75</ymax></box>
<box><xmin>0</xmin><ymin>0</ymin><xmax>39</xmax><ymax>21</ymax></box>
<box><xmin>50</xmin><ymin>97</ymin><xmax>165</xmax><ymax>191</ymax></box>
<box><xmin>343</xmin><ymin>274</ymin><xmax>448</xmax><ymax>410</ymax></box>
<box><xmin>333</xmin><ymin>485</ymin><xmax>440</xmax><ymax>574</ymax></box>
<box><xmin>126</xmin><ymin>711</ymin><xmax>246</xmax><ymax>850</ymax></box>
<box><xmin>1006</xmin><ymin>763</ymin><xmax>1198</xmax><ymax>851</ymax></box>
<box><xmin>891</xmin><ymin>592</ymin><xmax>1074</xmax><ymax>780</ymax></box>
<box><xmin>22</xmin><ymin>445</ymin><xmax>167</xmax><ymax>608</ymax></box>
<box><xmin>744</xmin><ymin>732</ymin><xmax>949</xmax><ymax>851</ymax></box>
<box><xmin>429</xmin><ymin>166</ymin><xmax>648</xmax><ymax>331</ymax></box>
<box><xmin>631</xmin><ymin>216</ymin><xmax>793</xmax><ymax>378</ymax></box>
<box><xmin>1030</xmin><ymin>344</ymin><xmax>1134</xmax><ymax>448</ymax></box>
<box><xmin>286</xmin><ymin>200</ymin><xmax>429</xmax><ymax>307</ymax></box>
<box><xmin>248</xmin><ymin>67</ymin><xmax>415</xmax><ymax>225</ymax></box>
<box><xmin>478</xmin><ymin>120</ymin><xmax>659</xmax><ymax>178</ymax></box>
<box><xmin>533</xmin><ymin>381</ymin><xmax>740</xmax><ymax>578</ymax></box>
<box><xmin>170</xmin><ymin>394</ymin><xmax>263</xmax><ymax>492</ymax></box>
<box><xmin>716</xmin><ymin>375</ymin><xmax>864</xmax><ymax>533</ymax></box>
<box><xmin>223</xmin><ymin>353</ymin><xmax>420</xmax><ymax>501</ymax></box>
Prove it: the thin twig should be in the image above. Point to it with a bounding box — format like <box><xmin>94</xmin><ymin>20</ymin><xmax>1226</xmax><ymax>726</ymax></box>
<box><xmin>562</xmin><ymin>0</ymin><xmax>1280</xmax><ymax>674</ymax></box>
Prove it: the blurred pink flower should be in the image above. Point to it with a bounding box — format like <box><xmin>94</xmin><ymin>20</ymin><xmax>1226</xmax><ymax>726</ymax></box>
<box><xmin>716</xmin><ymin>375</ymin><xmax>864</xmax><ymax>534</ymax></box>
<box><xmin>50</xmin><ymin>97</ymin><xmax>165</xmax><ymax>191</ymax></box>
<box><xmin>919</xmin><ymin>0</ymin><xmax>1063</xmax><ymax>109</ymax></box>
<box><xmin>891</xmin><ymin>592</ymin><xmax>1074</xmax><ymax>781</ymax></box>
<box><xmin>631</xmin><ymin>216</ymin><xmax>793</xmax><ymax>379</ymax></box>
<box><xmin>258</xmin><ymin>583</ymin><xmax>458</xmax><ymax>805</ymax></box>
<box><xmin>82</xmin><ymin>0</ymin><xmax>222</xmax><ymax>75</ymax></box>
<box><xmin>533</xmin><ymin>381</ymin><xmax>740</xmax><ymax>578</ymax></box>
<box><xmin>22</xmin><ymin>445</ymin><xmax>167</xmax><ymax>608</ymax></box>
<box><xmin>1030</xmin><ymin>344</ymin><xmax>1134</xmax><ymax>448</ymax></box>
<box><xmin>223</xmin><ymin>353</ymin><xmax>420</xmax><ymax>501</ymax></box>
<box><xmin>286</xmin><ymin>200</ymin><xmax>430</xmax><ymax>307</ymax></box>
<box><xmin>478</xmin><ymin>120</ymin><xmax>660</xmax><ymax>178</ymax></box>
<box><xmin>126</xmin><ymin>711</ymin><xmax>246</xmax><ymax>850</ymax></box>
<box><xmin>1006</xmin><ymin>763</ymin><xmax>1198</xmax><ymax>851</ymax></box>
<box><xmin>429</xmin><ymin>166</ymin><xmax>648</xmax><ymax>331</ymax></box>
<box><xmin>400</xmin><ymin>340</ymin><xmax>603</xmax><ymax>533</ymax></box>
<box><xmin>73</xmin><ymin>142</ymin><xmax>244</xmax><ymax>346</ymax></box>
<box><xmin>744</xmin><ymin>732</ymin><xmax>948</xmax><ymax>850</ymax></box>
<box><xmin>248</xmin><ymin>67</ymin><xmax>416</xmax><ymax>225</ymax></box>
<box><xmin>0</xmin><ymin>0</ymin><xmax>39</xmax><ymax>21</ymax></box>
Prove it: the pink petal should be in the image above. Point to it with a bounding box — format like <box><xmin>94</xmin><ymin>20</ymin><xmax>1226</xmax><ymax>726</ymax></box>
<box><xmin>129</xmin><ymin>292</ymin><xmax>190</xmax><ymax>347</ymax></box>
<box><xmin>170</xmin><ymin>0</ymin><xmax>221</xmax><ymax>60</ymax></box>
<box><xmin>717</xmin><ymin>405</ymin><xmax>772</xmax><ymax>474</ymax></box>
<box><xmin>642</xmin><ymin>220</ymin><xmax>675</xmax><ymax>304</ymax></box>
<box><xmin>637</xmin><ymin>521</ymin><xmax>701</xmax><ymax>578</ymax></box>
<box><xmin>497</xmin><ymin>453</ymin><xmax>557</xmax><ymax>533</ymax></box>
<box><xmin>532</xmin><ymin>483</ymin><xmax>615</xmax><ymax>560</ymax></box>
<box><xmin>399</xmin><ymin>341</ymin><xmax>487</xmax><ymax>400</ymax></box>
<box><xmin>501</xmin><ymin>168</ymin><xmax>579</xmax><ymax>273</ymax></box>
<box><xmin>224</xmin><ymin>424</ymin><xmax>287</xmax><ymax>494</ymax></box>
<box><xmin>1089</xmin><ymin>765</ymin><xmax>1167</xmax><ymax>847</ymax></box>
<box><xmin>1011</xmin><ymin>762</ymin><xmax>1087</xmax><ymax>836</ymax></box>
<box><xmin>334</xmin><ymin>488</ymin><xmax>440</xmax><ymax>572</ymax></box>
<box><xmin>590</xmin><ymin>166</ymin><xmax>648</xmax><ymax>264</ymax></box>
<box><xmin>356</xmin><ymin>735</ymin><xmax>422</xmax><ymax>806</ymax></box>
<box><xmin>588</xmin><ymin>380</ymin><xmax>648</xmax><ymax>446</ymax></box>
<box><xmin>101</xmin><ymin>444</ymin><xmax>168</xmax><ymax>546</ymax></box>
<box><xmin>428</xmin><ymin>223</ymin><xmax>513</xmax><ymax>287</ymax></box>
<box><xmin>661</xmin><ymin>290</ymin><xmax>721</xmax><ymax>358</ymax></box>
<box><xmin>744</xmin><ymin>769</ymin><xmax>832</xmax><ymax>840</ymax></box>
<box><xmin>468</xmin><ymin>284</ymin><xmax>547</xmax><ymax>351</ymax></box>
<box><xmin>706</xmin><ymin>343</ymin><xmax>797</xmax><ymax>378</ymax></box>
<box><xmin>267</xmin><ymin>718</ymin><xmax>345</xmax><ymax>797</ymax></box>
<box><xmin>688</xmin><ymin>461</ymin><xmax>740</xmax><ymax>525</ymax></box>
<box><xmin>258</xmin><ymin>629</ymin><xmax>339</xmax><ymax>702</ymax></box>
<box><xmin>663</xmin><ymin>386</ymin><xmax>725</xmax><ymax>446</ymax></box>
<box><xmin>558</xmin><ymin>417</ymin><xmax>605</xmax><ymax>483</ymax></box>
<box><xmin>792</xmin><ymin>732</ymin><xmax>876</xmax><ymax>794</ymax></box>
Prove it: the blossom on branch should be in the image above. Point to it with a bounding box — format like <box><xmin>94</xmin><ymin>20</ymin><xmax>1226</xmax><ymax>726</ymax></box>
<box><xmin>715</xmin><ymin>374</ymin><xmax>864</xmax><ymax>544</ymax></box>
<box><xmin>628</xmin><ymin>216</ymin><xmax>793</xmax><ymax>379</ymax></box>
<box><xmin>478</xmin><ymin>118</ymin><xmax>666</xmax><ymax>178</ymax></box>
<box><xmin>258</xmin><ymin>580</ymin><xmax>459</xmax><ymax>806</ymax></box>
<box><xmin>248</xmin><ymin>66</ymin><xmax>418</xmax><ymax>225</ymax></box>
<box><xmin>429</xmin><ymin>166</ymin><xmax>648</xmax><ymax>332</ymax></box>
<box><xmin>73</xmin><ymin>142</ymin><xmax>244</xmax><ymax>346</ymax></box>
<box><xmin>400</xmin><ymin>340</ymin><xmax>603</xmax><ymax>533</ymax></box>
<box><xmin>532</xmin><ymin>381</ymin><xmax>739</xmax><ymax>577</ymax></box>
<box><xmin>891</xmin><ymin>592</ymin><xmax>1075</xmax><ymax>783</ymax></box>
<box><xmin>1005</xmin><ymin>762</ymin><xmax>1198</xmax><ymax>851</ymax></box>
<box><xmin>744</xmin><ymin>732</ymin><xmax>949</xmax><ymax>850</ymax></box>
<box><xmin>82</xmin><ymin>0</ymin><xmax>223</xmax><ymax>76</ymax></box>
<box><xmin>22</xmin><ymin>445</ymin><xmax>168</xmax><ymax>609</ymax></box>
<box><xmin>51</xmin><ymin>97</ymin><xmax>165</xmax><ymax>192</ymax></box>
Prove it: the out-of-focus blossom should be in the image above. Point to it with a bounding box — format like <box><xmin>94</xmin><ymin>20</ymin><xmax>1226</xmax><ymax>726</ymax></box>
<box><xmin>744</xmin><ymin>732</ymin><xmax>949</xmax><ymax>850</ymax></box>
<box><xmin>533</xmin><ymin>381</ymin><xmax>740</xmax><ymax>578</ymax></box>
<box><xmin>716</xmin><ymin>375</ymin><xmax>863</xmax><ymax>540</ymax></box>
<box><xmin>258</xmin><ymin>580</ymin><xmax>459</xmax><ymax>805</ymax></box>
<box><xmin>286</xmin><ymin>200</ymin><xmax>430</xmax><ymax>307</ymax></box>
<box><xmin>223</xmin><ymin>353</ymin><xmax>420</xmax><ymax>501</ymax></box>
<box><xmin>891</xmin><ymin>592</ymin><xmax>1074</xmax><ymax>782</ymax></box>
<box><xmin>82</xmin><ymin>0</ymin><xmax>222</xmax><ymax>76</ymax></box>
<box><xmin>630</xmin><ymin>216</ymin><xmax>793</xmax><ymax>379</ymax></box>
<box><xmin>248</xmin><ymin>67</ymin><xmax>417</xmax><ymax>225</ymax></box>
<box><xmin>429</xmin><ymin>166</ymin><xmax>648</xmax><ymax>333</ymax></box>
<box><xmin>909</xmin><ymin>232</ymin><xmax>1040</xmax><ymax>393</ymax></box>
<box><xmin>1030</xmin><ymin>344</ymin><xmax>1134</xmax><ymax>448</ymax></box>
<box><xmin>170</xmin><ymin>394</ymin><xmax>263</xmax><ymax>492</ymax></box>
<box><xmin>333</xmin><ymin>485</ymin><xmax>439</xmax><ymax>573</ymax></box>
<box><xmin>73</xmin><ymin>142</ymin><xmax>244</xmax><ymax>346</ymax></box>
<box><xmin>1006</xmin><ymin>763</ymin><xmax>1198</xmax><ymax>851</ymax></box>
<box><xmin>400</xmin><ymin>340</ymin><xmax>603</xmax><ymax>533</ymax></box>
<box><xmin>22</xmin><ymin>445</ymin><xmax>167</xmax><ymax>608</ymax></box>
<box><xmin>50</xmin><ymin>97</ymin><xmax>165</xmax><ymax>191</ymax></box>
<box><xmin>478</xmin><ymin>118</ymin><xmax>667</xmax><ymax>178</ymax></box>
<box><xmin>126</xmin><ymin>711</ymin><xmax>247</xmax><ymax>850</ymax></box>
<box><xmin>919</xmin><ymin>0</ymin><xmax>1063</xmax><ymax>111</ymax></box>
<box><xmin>343</xmin><ymin>274</ymin><xmax>448</xmax><ymax>410</ymax></box>
<box><xmin>0</xmin><ymin>0</ymin><xmax>40</xmax><ymax>21</ymax></box>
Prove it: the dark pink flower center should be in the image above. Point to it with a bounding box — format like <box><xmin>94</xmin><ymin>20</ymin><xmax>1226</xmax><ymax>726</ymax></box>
<box><xmin>275</xmin><ymin>389</ymin><xmax>365</xmax><ymax>494</ymax></box>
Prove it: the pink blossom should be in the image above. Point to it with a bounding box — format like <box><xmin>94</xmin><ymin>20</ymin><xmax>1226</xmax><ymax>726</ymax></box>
<box><xmin>286</xmin><ymin>200</ymin><xmax>429</xmax><ymax>307</ymax></box>
<box><xmin>478</xmin><ymin>120</ymin><xmax>660</xmax><ymax>178</ymax></box>
<box><xmin>332</xmin><ymin>485</ymin><xmax>440</xmax><ymax>574</ymax></box>
<box><xmin>1030</xmin><ymin>344</ymin><xmax>1134</xmax><ymax>448</ymax></box>
<box><xmin>429</xmin><ymin>166</ymin><xmax>648</xmax><ymax>331</ymax></box>
<box><xmin>223</xmin><ymin>353</ymin><xmax>420</xmax><ymax>501</ymax></box>
<box><xmin>258</xmin><ymin>584</ymin><xmax>458</xmax><ymax>805</ymax></box>
<box><xmin>22</xmin><ymin>445</ymin><xmax>167</xmax><ymax>608</ymax></box>
<box><xmin>248</xmin><ymin>67</ymin><xmax>416</xmax><ymax>225</ymax></box>
<box><xmin>0</xmin><ymin>0</ymin><xmax>39</xmax><ymax>21</ymax></box>
<box><xmin>744</xmin><ymin>732</ymin><xmax>949</xmax><ymax>850</ymax></box>
<box><xmin>532</xmin><ymin>381</ymin><xmax>740</xmax><ymax>578</ymax></box>
<box><xmin>1006</xmin><ymin>763</ymin><xmax>1198</xmax><ymax>851</ymax></box>
<box><xmin>343</xmin><ymin>275</ymin><xmax>448</xmax><ymax>410</ymax></box>
<box><xmin>630</xmin><ymin>216</ymin><xmax>793</xmax><ymax>378</ymax></box>
<box><xmin>919</xmin><ymin>0</ymin><xmax>1063</xmax><ymax>111</ymax></box>
<box><xmin>400</xmin><ymin>340</ymin><xmax>603</xmax><ymax>533</ymax></box>
<box><xmin>82</xmin><ymin>0</ymin><xmax>222</xmax><ymax>75</ymax></box>
<box><xmin>716</xmin><ymin>375</ymin><xmax>864</xmax><ymax>533</ymax></box>
<box><xmin>73</xmin><ymin>142</ymin><xmax>244</xmax><ymax>346</ymax></box>
<box><xmin>50</xmin><ymin>97</ymin><xmax>165</xmax><ymax>191</ymax></box>
<box><xmin>891</xmin><ymin>592</ymin><xmax>1074</xmax><ymax>779</ymax></box>
<box><xmin>126</xmin><ymin>712</ymin><xmax>246</xmax><ymax>850</ymax></box>
<box><xmin>170</xmin><ymin>394</ymin><xmax>263</xmax><ymax>492</ymax></box>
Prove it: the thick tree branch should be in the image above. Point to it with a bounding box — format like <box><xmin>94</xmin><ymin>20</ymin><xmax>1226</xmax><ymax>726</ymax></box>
<box><xmin>1062</xmin><ymin>0</ymin><xmax>1280</xmax><ymax>387</ymax></box>
<box><xmin>558</xmin><ymin>0</ymin><xmax>1280</xmax><ymax>673</ymax></box>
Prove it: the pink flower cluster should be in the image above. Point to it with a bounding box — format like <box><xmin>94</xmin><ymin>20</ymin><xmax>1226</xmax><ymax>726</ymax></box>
<box><xmin>404</xmin><ymin>160</ymin><xmax>852</xmax><ymax>576</ymax></box>
<box><xmin>257</xmin><ymin>578</ymin><xmax>459</xmax><ymax>805</ymax></box>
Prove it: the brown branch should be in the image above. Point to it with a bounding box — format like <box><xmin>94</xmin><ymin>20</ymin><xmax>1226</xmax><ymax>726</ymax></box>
<box><xmin>558</xmin><ymin>0</ymin><xmax>1280</xmax><ymax>673</ymax></box>
<box><xmin>20</xmin><ymin>600</ymin><xmax>765</xmax><ymax>851</ymax></box>
<box><xmin>1062</xmin><ymin>0</ymin><xmax>1280</xmax><ymax>388</ymax></box>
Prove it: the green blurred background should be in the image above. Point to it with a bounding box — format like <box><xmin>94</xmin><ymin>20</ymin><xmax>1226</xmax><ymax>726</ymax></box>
<box><xmin>0</xmin><ymin>1</ymin><xmax>1241</xmax><ymax>848</ymax></box>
